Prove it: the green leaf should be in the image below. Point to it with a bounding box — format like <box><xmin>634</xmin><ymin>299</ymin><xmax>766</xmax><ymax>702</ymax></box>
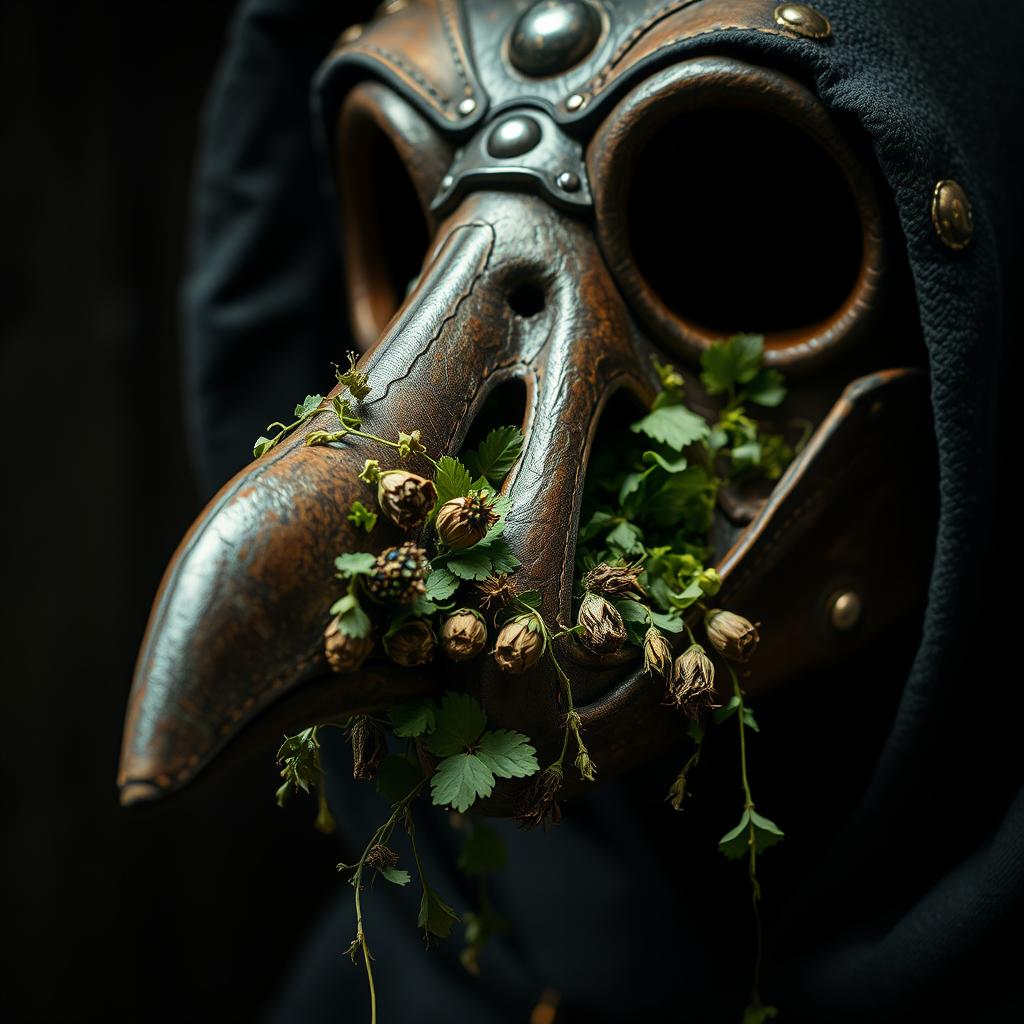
<box><xmin>294</xmin><ymin>394</ymin><xmax>324</xmax><ymax>418</ymax></box>
<box><xmin>444</xmin><ymin>548</ymin><xmax>495</xmax><ymax>581</ymax></box>
<box><xmin>433</xmin><ymin>456</ymin><xmax>473</xmax><ymax>504</ymax></box>
<box><xmin>380</xmin><ymin>867</ymin><xmax>411</xmax><ymax>886</ymax></box>
<box><xmin>630</xmin><ymin>404</ymin><xmax>709</xmax><ymax>450</ymax></box>
<box><xmin>668</xmin><ymin>579</ymin><xmax>704</xmax><ymax>610</ymax></box>
<box><xmin>749</xmin><ymin>810</ymin><xmax>785</xmax><ymax>852</ymax></box>
<box><xmin>425</xmin><ymin>569</ymin><xmax>460</xmax><ymax>601</ymax></box>
<box><xmin>376</xmin><ymin>755</ymin><xmax>423</xmax><ymax>804</ymax></box>
<box><xmin>424</xmin><ymin>692</ymin><xmax>488</xmax><ymax>757</ymax></box>
<box><xmin>742</xmin><ymin>707</ymin><xmax>760</xmax><ymax>732</ymax></box>
<box><xmin>731</xmin><ymin>441</ymin><xmax>762</xmax><ymax>470</ymax></box>
<box><xmin>742</xmin><ymin>1003</ymin><xmax>780</xmax><ymax>1024</ymax></box>
<box><xmin>430</xmin><ymin>753</ymin><xmax>495</xmax><ymax>812</ymax></box>
<box><xmin>701</xmin><ymin>334</ymin><xmax>764</xmax><ymax>394</ymax></box>
<box><xmin>418</xmin><ymin>886</ymin><xmax>459</xmax><ymax>939</ymax></box>
<box><xmin>579</xmin><ymin>510</ymin><xmax>615</xmax><ymax>542</ymax></box>
<box><xmin>618</xmin><ymin>471</ymin><xmax>648</xmax><ymax>505</ymax></box>
<box><xmin>347</xmin><ymin>500</ymin><xmax>377</xmax><ymax>533</ymax></box>
<box><xmin>482</xmin><ymin>536</ymin><xmax>520</xmax><ymax>574</ymax></box>
<box><xmin>334</xmin><ymin>552</ymin><xmax>377</xmax><ymax>578</ymax></box>
<box><xmin>463</xmin><ymin>426</ymin><xmax>525</xmax><ymax>488</ymax></box>
<box><xmin>389</xmin><ymin>699</ymin><xmax>438</xmax><ymax>738</ymax></box>
<box><xmin>649</xmin><ymin>609</ymin><xmax>684</xmax><ymax>633</ymax></box>
<box><xmin>713</xmin><ymin>695</ymin><xmax>742</xmax><ymax>725</ymax></box>
<box><xmin>642</xmin><ymin>451</ymin><xmax>689</xmax><ymax>473</ymax></box>
<box><xmin>718</xmin><ymin>809</ymin><xmax>752</xmax><ymax>859</ymax></box>
<box><xmin>606</xmin><ymin>520</ymin><xmax>644</xmax><ymax>554</ymax></box>
<box><xmin>338</xmin><ymin>604</ymin><xmax>371</xmax><ymax>639</ymax></box>
<box><xmin>744</xmin><ymin>368</ymin><xmax>786</xmax><ymax>407</ymax></box>
<box><xmin>476</xmin><ymin>730</ymin><xmax>538</xmax><ymax>779</ymax></box>
<box><xmin>253</xmin><ymin>435</ymin><xmax>276</xmax><ymax>458</ymax></box>
<box><xmin>458</xmin><ymin>822</ymin><xmax>507</xmax><ymax>875</ymax></box>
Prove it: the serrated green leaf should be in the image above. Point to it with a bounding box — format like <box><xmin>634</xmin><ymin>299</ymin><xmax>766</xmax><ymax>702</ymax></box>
<box><xmin>380</xmin><ymin>867</ymin><xmax>411</xmax><ymax>886</ymax></box>
<box><xmin>476</xmin><ymin>730</ymin><xmax>538</xmax><ymax>779</ymax></box>
<box><xmin>294</xmin><ymin>394</ymin><xmax>324</xmax><ymax>418</ymax></box>
<box><xmin>630</xmin><ymin>404</ymin><xmax>709</xmax><ymax>451</ymax></box>
<box><xmin>463</xmin><ymin>426</ymin><xmax>525</xmax><ymax>488</ymax></box>
<box><xmin>334</xmin><ymin>552</ymin><xmax>377</xmax><ymax>578</ymax></box>
<box><xmin>458</xmin><ymin>822</ymin><xmax>507</xmax><ymax>875</ymax></box>
<box><xmin>347</xmin><ymin>500</ymin><xmax>377</xmax><ymax>533</ymax></box>
<box><xmin>482</xmin><ymin>536</ymin><xmax>520</xmax><ymax>574</ymax></box>
<box><xmin>749</xmin><ymin>810</ymin><xmax>784</xmax><ymax>852</ymax></box>
<box><xmin>418</xmin><ymin>886</ymin><xmax>459</xmax><ymax>939</ymax></box>
<box><xmin>425</xmin><ymin>568</ymin><xmax>460</xmax><ymax>601</ymax></box>
<box><xmin>389</xmin><ymin>698</ymin><xmax>438</xmax><ymax>737</ymax></box>
<box><xmin>434</xmin><ymin>456</ymin><xmax>473</xmax><ymax>504</ymax></box>
<box><xmin>745</xmin><ymin>367</ymin><xmax>786</xmax><ymax>407</ymax></box>
<box><xmin>376</xmin><ymin>755</ymin><xmax>423</xmax><ymax>804</ymax></box>
<box><xmin>424</xmin><ymin>692</ymin><xmax>487</xmax><ymax>756</ymax></box>
<box><xmin>329</xmin><ymin>593</ymin><xmax>357</xmax><ymax>616</ymax></box>
<box><xmin>444</xmin><ymin>548</ymin><xmax>494</xmax><ymax>581</ymax></box>
<box><xmin>718</xmin><ymin>809</ymin><xmax>752</xmax><ymax>859</ymax></box>
<box><xmin>430</xmin><ymin>753</ymin><xmax>495</xmax><ymax>812</ymax></box>
<box><xmin>701</xmin><ymin>334</ymin><xmax>764</xmax><ymax>394</ymax></box>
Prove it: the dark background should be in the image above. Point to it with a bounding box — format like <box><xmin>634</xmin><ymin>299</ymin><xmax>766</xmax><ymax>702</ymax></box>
<box><xmin>1</xmin><ymin>3</ymin><xmax>366</xmax><ymax>1020</ymax></box>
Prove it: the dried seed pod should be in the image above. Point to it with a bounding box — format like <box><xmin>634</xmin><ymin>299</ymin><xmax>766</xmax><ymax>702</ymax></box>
<box><xmin>704</xmin><ymin>609</ymin><xmax>760</xmax><ymax>662</ymax></box>
<box><xmin>643</xmin><ymin>626</ymin><xmax>672</xmax><ymax>679</ymax></box>
<box><xmin>441</xmin><ymin>609</ymin><xmax>488</xmax><ymax>662</ymax></box>
<box><xmin>350</xmin><ymin>715</ymin><xmax>386</xmax><ymax>780</ymax></box>
<box><xmin>323</xmin><ymin>618</ymin><xmax>374</xmax><ymax>673</ymax></box>
<box><xmin>577</xmin><ymin>592</ymin><xmax>627</xmax><ymax>655</ymax></box>
<box><xmin>668</xmin><ymin>644</ymin><xmax>718</xmax><ymax>717</ymax></box>
<box><xmin>476</xmin><ymin>573</ymin><xmax>519</xmax><ymax>613</ymax></box>
<box><xmin>365</xmin><ymin>844</ymin><xmax>400</xmax><ymax>872</ymax></box>
<box><xmin>365</xmin><ymin>542</ymin><xmax>429</xmax><ymax>605</ymax></box>
<box><xmin>376</xmin><ymin>470</ymin><xmax>437</xmax><ymax>530</ymax></box>
<box><xmin>384</xmin><ymin>619</ymin><xmax>435</xmax><ymax>667</ymax></box>
<box><xmin>435</xmin><ymin>489</ymin><xmax>499</xmax><ymax>549</ymax></box>
<box><xmin>493</xmin><ymin>614</ymin><xmax>545</xmax><ymax>673</ymax></box>
<box><xmin>515</xmin><ymin>763</ymin><xmax>564</xmax><ymax>830</ymax></box>
<box><xmin>582</xmin><ymin>561</ymin><xmax>646</xmax><ymax>600</ymax></box>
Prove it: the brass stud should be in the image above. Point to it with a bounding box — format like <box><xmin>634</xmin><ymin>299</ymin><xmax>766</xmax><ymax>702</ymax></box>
<box><xmin>555</xmin><ymin>170</ymin><xmax>581</xmax><ymax>192</ymax></box>
<box><xmin>340</xmin><ymin>23</ymin><xmax>364</xmax><ymax>44</ymax></box>
<box><xmin>931</xmin><ymin>179</ymin><xmax>974</xmax><ymax>250</ymax></box>
<box><xmin>827</xmin><ymin>589</ymin><xmax>863</xmax><ymax>632</ymax></box>
<box><xmin>774</xmin><ymin>4</ymin><xmax>832</xmax><ymax>40</ymax></box>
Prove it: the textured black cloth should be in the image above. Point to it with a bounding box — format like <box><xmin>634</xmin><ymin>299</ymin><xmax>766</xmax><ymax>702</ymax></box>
<box><xmin>183</xmin><ymin>1</ymin><xmax>1023</xmax><ymax>1020</ymax></box>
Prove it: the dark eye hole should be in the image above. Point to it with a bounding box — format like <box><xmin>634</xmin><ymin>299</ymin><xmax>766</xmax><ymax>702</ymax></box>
<box><xmin>628</xmin><ymin>107</ymin><xmax>862</xmax><ymax>333</ymax></box>
<box><xmin>338</xmin><ymin>83</ymin><xmax>447</xmax><ymax>349</ymax></box>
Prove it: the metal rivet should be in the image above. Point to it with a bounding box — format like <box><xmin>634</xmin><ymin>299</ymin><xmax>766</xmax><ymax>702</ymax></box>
<box><xmin>487</xmin><ymin>115</ymin><xmax>543</xmax><ymax>158</ymax></box>
<box><xmin>827</xmin><ymin>589</ymin><xmax>863</xmax><ymax>632</ymax></box>
<box><xmin>555</xmin><ymin>171</ymin><xmax>581</xmax><ymax>192</ymax></box>
<box><xmin>565</xmin><ymin>93</ymin><xmax>587</xmax><ymax>112</ymax></box>
<box><xmin>340</xmin><ymin>23</ymin><xmax>364</xmax><ymax>44</ymax></box>
<box><xmin>931</xmin><ymin>179</ymin><xmax>974</xmax><ymax>250</ymax></box>
<box><xmin>457</xmin><ymin>96</ymin><xmax>478</xmax><ymax>117</ymax></box>
<box><xmin>773</xmin><ymin>4</ymin><xmax>832</xmax><ymax>40</ymax></box>
<box><xmin>441</xmin><ymin>174</ymin><xmax>454</xmax><ymax>190</ymax></box>
<box><xmin>509</xmin><ymin>1</ymin><xmax>602</xmax><ymax>77</ymax></box>
<box><xmin>375</xmin><ymin>0</ymin><xmax>409</xmax><ymax>17</ymax></box>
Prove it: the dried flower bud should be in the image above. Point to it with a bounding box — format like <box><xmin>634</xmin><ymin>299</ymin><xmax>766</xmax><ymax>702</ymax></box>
<box><xmin>359</xmin><ymin>459</ymin><xmax>381</xmax><ymax>484</ymax></box>
<box><xmin>435</xmin><ymin>490</ymin><xmax>499</xmax><ymax>549</ymax></box>
<box><xmin>323</xmin><ymin>618</ymin><xmax>374</xmax><ymax>673</ymax></box>
<box><xmin>704</xmin><ymin>609</ymin><xmax>759</xmax><ymax>662</ymax></box>
<box><xmin>441</xmin><ymin>609</ymin><xmax>488</xmax><ymax>662</ymax></box>
<box><xmin>476</xmin><ymin>573</ymin><xmax>518</xmax><ymax>613</ymax></box>
<box><xmin>366</xmin><ymin>844</ymin><xmax>400</xmax><ymax>872</ymax></box>
<box><xmin>397</xmin><ymin>429</ymin><xmax>426</xmax><ymax>458</ymax></box>
<box><xmin>643</xmin><ymin>626</ymin><xmax>672</xmax><ymax>679</ymax></box>
<box><xmin>574</xmin><ymin>748</ymin><xmax>596</xmax><ymax>782</ymax></box>
<box><xmin>350</xmin><ymin>715</ymin><xmax>386</xmax><ymax>781</ymax></box>
<box><xmin>582</xmin><ymin>561</ymin><xmax>646</xmax><ymax>600</ymax></box>
<box><xmin>493</xmin><ymin>615</ymin><xmax>545</xmax><ymax>673</ymax></box>
<box><xmin>516</xmin><ymin>763</ymin><xmax>563</xmax><ymax>830</ymax></box>
<box><xmin>667</xmin><ymin>644</ymin><xmax>718</xmax><ymax>717</ymax></box>
<box><xmin>383</xmin><ymin>619</ymin><xmax>435</xmax><ymax>667</ymax></box>
<box><xmin>577</xmin><ymin>593</ymin><xmax>627</xmax><ymax>655</ymax></box>
<box><xmin>376</xmin><ymin>471</ymin><xmax>436</xmax><ymax>530</ymax></box>
<box><xmin>365</xmin><ymin>542</ymin><xmax>429</xmax><ymax>605</ymax></box>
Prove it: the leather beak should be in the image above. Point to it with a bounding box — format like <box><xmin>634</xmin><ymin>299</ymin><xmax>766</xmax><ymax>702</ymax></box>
<box><xmin>119</xmin><ymin>194</ymin><xmax>661</xmax><ymax>806</ymax></box>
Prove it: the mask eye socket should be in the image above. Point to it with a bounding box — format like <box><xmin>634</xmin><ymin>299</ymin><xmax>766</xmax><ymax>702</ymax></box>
<box><xmin>589</xmin><ymin>59</ymin><xmax>887</xmax><ymax>372</ymax></box>
<box><xmin>336</xmin><ymin>82</ymin><xmax>451</xmax><ymax>349</ymax></box>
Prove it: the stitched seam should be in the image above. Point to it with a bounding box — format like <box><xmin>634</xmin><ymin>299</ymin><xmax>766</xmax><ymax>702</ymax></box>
<box><xmin>439</xmin><ymin>0</ymin><xmax>473</xmax><ymax>97</ymax></box>
<box><xmin>359</xmin><ymin>44</ymin><xmax>452</xmax><ymax>110</ymax></box>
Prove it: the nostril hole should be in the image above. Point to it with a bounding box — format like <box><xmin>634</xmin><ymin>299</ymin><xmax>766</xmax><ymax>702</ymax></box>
<box><xmin>507</xmin><ymin>283</ymin><xmax>545</xmax><ymax>319</ymax></box>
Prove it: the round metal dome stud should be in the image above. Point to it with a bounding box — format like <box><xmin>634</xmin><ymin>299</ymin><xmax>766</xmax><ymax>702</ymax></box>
<box><xmin>931</xmin><ymin>179</ymin><xmax>974</xmax><ymax>250</ymax></box>
<box><xmin>457</xmin><ymin>96</ymin><xmax>478</xmax><ymax>117</ymax></box>
<box><xmin>487</xmin><ymin>115</ymin><xmax>543</xmax><ymax>159</ymax></box>
<box><xmin>565</xmin><ymin>92</ymin><xmax>587</xmax><ymax>112</ymax></box>
<box><xmin>827</xmin><ymin>589</ymin><xmax>863</xmax><ymax>632</ymax></box>
<box><xmin>340</xmin><ymin>24</ymin><xmax>364</xmax><ymax>45</ymax></box>
<box><xmin>555</xmin><ymin>170</ymin><xmax>581</xmax><ymax>193</ymax></box>
<box><xmin>509</xmin><ymin>1</ymin><xmax>602</xmax><ymax>77</ymax></box>
<box><xmin>773</xmin><ymin>4</ymin><xmax>832</xmax><ymax>40</ymax></box>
